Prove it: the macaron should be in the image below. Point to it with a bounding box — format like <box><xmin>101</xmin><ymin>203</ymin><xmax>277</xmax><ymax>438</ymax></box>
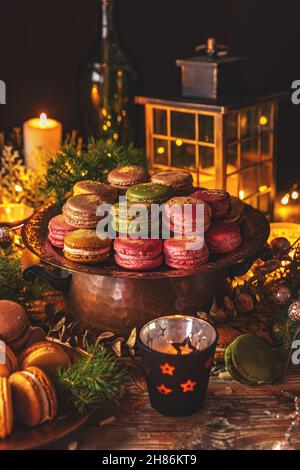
<box><xmin>48</xmin><ymin>214</ymin><xmax>75</xmax><ymax>249</ymax></box>
<box><xmin>64</xmin><ymin>229</ymin><xmax>112</xmax><ymax>264</ymax></box>
<box><xmin>206</xmin><ymin>221</ymin><xmax>242</xmax><ymax>254</ymax></box>
<box><xmin>108</xmin><ymin>165</ymin><xmax>150</xmax><ymax>193</ymax></box>
<box><xmin>114</xmin><ymin>238</ymin><xmax>163</xmax><ymax>271</ymax></box>
<box><xmin>151</xmin><ymin>171</ymin><xmax>194</xmax><ymax>196</ymax></box>
<box><xmin>0</xmin><ymin>342</ymin><xmax>18</xmax><ymax>378</ymax></box>
<box><xmin>111</xmin><ymin>201</ymin><xmax>158</xmax><ymax>236</ymax></box>
<box><xmin>73</xmin><ymin>180</ymin><xmax>118</xmax><ymax>203</ymax></box>
<box><xmin>164</xmin><ymin>196</ymin><xmax>212</xmax><ymax>235</ymax></box>
<box><xmin>225</xmin><ymin>334</ymin><xmax>274</xmax><ymax>385</ymax></box>
<box><xmin>126</xmin><ymin>183</ymin><xmax>172</xmax><ymax>204</ymax></box>
<box><xmin>0</xmin><ymin>378</ymin><xmax>13</xmax><ymax>439</ymax></box>
<box><xmin>9</xmin><ymin>366</ymin><xmax>57</xmax><ymax>427</ymax></box>
<box><xmin>164</xmin><ymin>238</ymin><xmax>209</xmax><ymax>269</ymax></box>
<box><xmin>0</xmin><ymin>301</ymin><xmax>30</xmax><ymax>353</ymax></box>
<box><xmin>64</xmin><ymin>194</ymin><xmax>108</xmax><ymax>229</ymax></box>
<box><xmin>192</xmin><ymin>189</ymin><xmax>232</xmax><ymax>220</ymax></box>
<box><xmin>19</xmin><ymin>341</ymin><xmax>71</xmax><ymax>377</ymax></box>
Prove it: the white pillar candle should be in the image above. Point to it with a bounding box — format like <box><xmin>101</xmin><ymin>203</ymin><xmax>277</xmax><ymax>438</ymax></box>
<box><xmin>23</xmin><ymin>113</ymin><xmax>62</xmax><ymax>175</ymax></box>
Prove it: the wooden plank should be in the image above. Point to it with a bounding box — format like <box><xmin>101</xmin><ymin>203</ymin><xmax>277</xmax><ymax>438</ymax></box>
<box><xmin>43</xmin><ymin>367</ymin><xmax>300</xmax><ymax>451</ymax></box>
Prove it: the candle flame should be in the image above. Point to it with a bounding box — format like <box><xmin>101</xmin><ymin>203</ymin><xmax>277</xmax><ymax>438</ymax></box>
<box><xmin>39</xmin><ymin>113</ymin><xmax>48</xmax><ymax>126</ymax></box>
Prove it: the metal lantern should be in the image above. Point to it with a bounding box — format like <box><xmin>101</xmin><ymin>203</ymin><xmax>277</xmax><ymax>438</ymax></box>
<box><xmin>136</xmin><ymin>39</ymin><xmax>286</xmax><ymax>219</ymax></box>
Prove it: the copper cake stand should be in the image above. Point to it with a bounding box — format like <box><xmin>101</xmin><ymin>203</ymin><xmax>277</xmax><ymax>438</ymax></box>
<box><xmin>22</xmin><ymin>202</ymin><xmax>270</xmax><ymax>336</ymax></box>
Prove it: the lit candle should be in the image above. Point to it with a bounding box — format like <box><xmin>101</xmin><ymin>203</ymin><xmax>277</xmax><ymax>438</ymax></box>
<box><xmin>23</xmin><ymin>113</ymin><xmax>62</xmax><ymax>175</ymax></box>
<box><xmin>0</xmin><ymin>203</ymin><xmax>34</xmax><ymax>228</ymax></box>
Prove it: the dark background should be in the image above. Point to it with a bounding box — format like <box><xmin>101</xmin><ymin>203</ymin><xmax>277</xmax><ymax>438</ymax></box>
<box><xmin>0</xmin><ymin>0</ymin><xmax>299</xmax><ymax>190</ymax></box>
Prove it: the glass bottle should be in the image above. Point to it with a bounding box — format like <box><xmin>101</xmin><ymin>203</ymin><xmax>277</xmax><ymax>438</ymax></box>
<box><xmin>79</xmin><ymin>0</ymin><xmax>138</xmax><ymax>144</ymax></box>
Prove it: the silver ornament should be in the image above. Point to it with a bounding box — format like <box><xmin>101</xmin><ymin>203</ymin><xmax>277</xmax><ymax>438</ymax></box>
<box><xmin>288</xmin><ymin>301</ymin><xmax>300</xmax><ymax>322</ymax></box>
<box><xmin>271</xmin><ymin>285</ymin><xmax>292</xmax><ymax>305</ymax></box>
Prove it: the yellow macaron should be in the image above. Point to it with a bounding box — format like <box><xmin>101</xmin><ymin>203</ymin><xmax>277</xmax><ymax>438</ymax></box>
<box><xmin>19</xmin><ymin>341</ymin><xmax>71</xmax><ymax>377</ymax></box>
<box><xmin>0</xmin><ymin>377</ymin><xmax>13</xmax><ymax>439</ymax></box>
<box><xmin>9</xmin><ymin>366</ymin><xmax>57</xmax><ymax>427</ymax></box>
<box><xmin>0</xmin><ymin>342</ymin><xmax>18</xmax><ymax>378</ymax></box>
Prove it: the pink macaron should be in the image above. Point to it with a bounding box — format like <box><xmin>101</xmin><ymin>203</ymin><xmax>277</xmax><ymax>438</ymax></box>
<box><xmin>192</xmin><ymin>189</ymin><xmax>232</xmax><ymax>220</ymax></box>
<box><xmin>114</xmin><ymin>238</ymin><xmax>163</xmax><ymax>271</ymax></box>
<box><xmin>205</xmin><ymin>221</ymin><xmax>242</xmax><ymax>254</ymax></box>
<box><xmin>164</xmin><ymin>196</ymin><xmax>212</xmax><ymax>236</ymax></box>
<box><xmin>164</xmin><ymin>238</ymin><xmax>209</xmax><ymax>269</ymax></box>
<box><xmin>48</xmin><ymin>214</ymin><xmax>75</xmax><ymax>248</ymax></box>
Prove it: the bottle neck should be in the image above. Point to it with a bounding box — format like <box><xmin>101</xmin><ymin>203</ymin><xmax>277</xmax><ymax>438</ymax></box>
<box><xmin>99</xmin><ymin>0</ymin><xmax>118</xmax><ymax>42</ymax></box>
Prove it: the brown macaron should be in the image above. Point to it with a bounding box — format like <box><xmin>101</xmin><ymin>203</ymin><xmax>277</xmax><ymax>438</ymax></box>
<box><xmin>0</xmin><ymin>377</ymin><xmax>13</xmax><ymax>439</ymax></box>
<box><xmin>9</xmin><ymin>366</ymin><xmax>57</xmax><ymax>427</ymax></box>
<box><xmin>151</xmin><ymin>170</ymin><xmax>194</xmax><ymax>196</ymax></box>
<box><xmin>0</xmin><ymin>301</ymin><xmax>30</xmax><ymax>353</ymax></box>
<box><xmin>73</xmin><ymin>180</ymin><xmax>118</xmax><ymax>204</ymax></box>
<box><xmin>0</xmin><ymin>342</ymin><xmax>18</xmax><ymax>378</ymax></box>
<box><xmin>107</xmin><ymin>165</ymin><xmax>150</xmax><ymax>192</ymax></box>
<box><xmin>64</xmin><ymin>194</ymin><xmax>108</xmax><ymax>229</ymax></box>
<box><xmin>19</xmin><ymin>341</ymin><xmax>71</xmax><ymax>377</ymax></box>
<box><xmin>64</xmin><ymin>229</ymin><xmax>112</xmax><ymax>265</ymax></box>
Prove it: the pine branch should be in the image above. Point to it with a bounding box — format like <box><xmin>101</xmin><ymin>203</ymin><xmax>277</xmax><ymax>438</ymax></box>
<box><xmin>54</xmin><ymin>344</ymin><xmax>128</xmax><ymax>414</ymax></box>
<box><xmin>41</xmin><ymin>139</ymin><xmax>146</xmax><ymax>205</ymax></box>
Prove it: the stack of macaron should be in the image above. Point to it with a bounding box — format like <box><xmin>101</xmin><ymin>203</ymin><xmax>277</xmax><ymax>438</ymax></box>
<box><xmin>0</xmin><ymin>301</ymin><xmax>72</xmax><ymax>438</ymax></box>
<box><xmin>151</xmin><ymin>170</ymin><xmax>194</xmax><ymax>196</ymax></box>
<box><xmin>114</xmin><ymin>238</ymin><xmax>163</xmax><ymax>271</ymax></box>
<box><xmin>107</xmin><ymin>165</ymin><xmax>150</xmax><ymax>194</ymax></box>
<box><xmin>111</xmin><ymin>201</ymin><xmax>155</xmax><ymax>236</ymax></box>
<box><xmin>205</xmin><ymin>221</ymin><xmax>242</xmax><ymax>254</ymax></box>
<box><xmin>48</xmin><ymin>214</ymin><xmax>75</xmax><ymax>249</ymax></box>
<box><xmin>63</xmin><ymin>194</ymin><xmax>107</xmax><ymax>229</ymax></box>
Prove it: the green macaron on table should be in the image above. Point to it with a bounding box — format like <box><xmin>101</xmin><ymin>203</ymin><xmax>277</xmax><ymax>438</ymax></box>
<box><xmin>21</xmin><ymin>197</ymin><xmax>270</xmax><ymax>337</ymax></box>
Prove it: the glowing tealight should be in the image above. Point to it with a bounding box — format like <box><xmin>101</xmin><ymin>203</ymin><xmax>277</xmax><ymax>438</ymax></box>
<box><xmin>281</xmin><ymin>194</ymin><xmax>290</xmax><ymax>205</ymax></box>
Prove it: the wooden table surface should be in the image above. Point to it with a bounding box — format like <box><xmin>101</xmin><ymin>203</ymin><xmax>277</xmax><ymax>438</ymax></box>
<box><xmin>43</xmin><ymin>364</ymin><xmax>300</xmax><ymax>451</ymax></box>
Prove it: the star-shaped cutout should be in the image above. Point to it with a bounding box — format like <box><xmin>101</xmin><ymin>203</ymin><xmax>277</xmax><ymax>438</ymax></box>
<box><xmin>181</xmin><ymin>379</ymin><xmax>197</xmax><ymax>393</ymax></box>
<box><xmin>157</xmin><ymin>384</ymin><xmax>173</xmax><ymax>395</ymax></box>
<box><xmin>171</xmin><ymin>336</ymin><xmax>197</xmax><ymax>355</ymax></box>
<box><xmin>160</xmin><ymin>362</ymin><xmax>175</xmax><ymax>376</ymax></box>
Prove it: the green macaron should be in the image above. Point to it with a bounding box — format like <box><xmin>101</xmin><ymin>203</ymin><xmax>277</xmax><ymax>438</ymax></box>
<box><xmin>225</xmin><ymin>334</ymin><xmax>274</xmax><ymax>384</ymax></box>
<box><xmin>126</xmin><ymin>183</ymin><xmax>172</xmax><ymax>204</ymax></box>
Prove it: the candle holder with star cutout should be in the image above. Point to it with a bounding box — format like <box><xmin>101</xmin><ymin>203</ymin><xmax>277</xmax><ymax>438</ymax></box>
<box><xmin>138</xmin><ymin>315</ymin><xmax>218</xmax><ymax>417</ymax></box>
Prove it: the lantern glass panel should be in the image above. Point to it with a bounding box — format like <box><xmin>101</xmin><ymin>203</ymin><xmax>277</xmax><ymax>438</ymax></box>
<box><xmin>258</xmin><ymin>193</ymin><xmax>271</xmax><ymax>214</ymax></box>
<box><xmin>198</xmin><ymin>115</ymin><xmax>214</xmax><ymax>143</ymax></box>
<box><xmin>241</xmin><ymin>137</ymin><xmax>259</xmax><ymax>167</ymax></box>
<box><xmin>154</xmin><ymin>109</ymin><xmax>167</xmax><ymax>135</ymax></box>
<box><xmin>226</xmin><ymin>173</ymin><xmax>239</xmax><ymax>196</ymax></box>
<box><xmin>260</xmin><ymin>161</ymin><xmax>272</xmax><ymax>188</ymax></box>
<box><xmin>261</xmin><ymin>131</ymin><xmax>272</xmax><ymax>160</ymax></box>
<box><xmin>226</xmin><ymin>143</ymin><xmax>238</xmax><ymax>174</ymax></box>
<box><xmin>240</xmin><ymin>166</ymin><xmax>259</xmax><ymax>198</ymax></box>
<box><xmin>171</xmin><ymin>141</ymin><xmax>195</xmax><ymax>169</ymax></box>
<box><xmin>171</xmin><ymin>111</ymin><xmax>195</xmax><ymax>140</ymax></box>
<box><xmin>154</xmin><ymin>138</ymin><xmax>168</xmax><ymax>165</ymax></box>
<box><xmin>199</xmin><ymin>146</ymin><xmax>214</xmax><ymax>171</ymax></box>
<box><xmin>241</xmin><ymin>108</ymin><xmax>259</xmax><ymax>138</ymax></box>
<box><xmin>199</xmin><ymin>172</ymin><xmax>216</xmax><ymax>189</ymax></box>
<box><xmin>225</xmin><ymin>113</ymin><xmax>238</xmax><ymax>143</ymax></box>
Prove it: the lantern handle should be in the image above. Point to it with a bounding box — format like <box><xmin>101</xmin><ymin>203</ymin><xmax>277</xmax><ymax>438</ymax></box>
<box><xmin>195</xmin><ymin>38</ymin><xmax>230</xmax><ymax>58</ymax></box>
